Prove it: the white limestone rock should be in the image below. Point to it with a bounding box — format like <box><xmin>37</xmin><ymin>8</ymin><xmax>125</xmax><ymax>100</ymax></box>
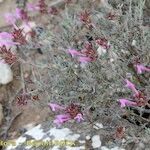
<box><xmin>93</xmin><ymin>123</ymin><xmax>104</xmax><ymax>130</ymax></box>
<box><xmin>0</xmin><ymin>60</ymin><xmax>13</xmax><ymax>85</ymax></box>
<box><xmin>91</xmin><ymin>135</ymin><xmax>101</xmax><ymax>148</ymax></box>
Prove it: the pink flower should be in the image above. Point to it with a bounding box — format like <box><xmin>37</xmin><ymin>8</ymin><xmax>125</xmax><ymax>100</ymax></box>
<box><xmin>68</xmin><ymin>49</ymin><xmax>82</xmax><ymax>57</ymax></box>
<box><xmin>119</xmin><ymin>99</ymin><xmax>137</xmax><ymax>108</ymax></box>
<box><xmin>0</xmin><ymin>32</ymin><xmax>13</xmax><ymax>39</ymax></box>
<box><xmin>136</xmin><ymin>64</ymin><xmax>150</xmax><ymax>74</ymax></box>
<box><xmin>27</xmin><ymin>3</ymin><xmax>39</xmax><ymax>11</ymax></box>
<box><xmin>54</xmin><ymin>114</ymin><xmax>71</xmax><ymax>126</ymax></box>
<box><xmin>49</xmin><ymin>103</ymin><xmax>84</xmax><ymax>126</ymax></box>
<box><xmin>78</xmin><ymin>56</ymin><xmax>93</xmax><ymax>63</ymax></box>
<box><xmin>15</xmin><ymin>8</ymin><xmax>29</xmax><ymax>23</ymax></box>
<box><xmin>74</xmin><ymin>113</ymin><xmax>84</xmax><ymax>122</ymax></box>
<box><xmin>4</xmin><ymin>8</ymin><xmax>28</xmax><ymax>26</ymax></box>
<box><xmin>48</xmin><ymin>103</ymin><xmax>65</xmax><ymax>111</ymax></box>
<box><xmin>15</xmin><ymin>8</ymin><xmax>22</xmax><ymax>19</ymax></box>
<box><xmin>125</xmin><ymin>79</ymin><xmax>139</xmax><ymax>95</ymax></box>
<box><xmin>0</xmin><ymin>32</ymin><xmax>19</xmax><ymax>47</ymax></box>
<box><xmin>68</xmin><ymin>47</ymin><xmax>97</xmax><ymax>64</ymax></box>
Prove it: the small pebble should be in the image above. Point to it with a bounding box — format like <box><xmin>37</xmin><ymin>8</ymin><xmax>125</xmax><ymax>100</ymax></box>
<box><xmin>93</xmin><ymin>123</ymin><xmax>103</xmax><ymax>130</ymax></box>
<box><xmin>86</xmin><ymin>135</ymin><xmax>91</xmax><ymax>140</ymax></box>
<box><xmin>91</xmin><ymin>135</ymin><xmax>101</xmax><ymax>148</ymax></box>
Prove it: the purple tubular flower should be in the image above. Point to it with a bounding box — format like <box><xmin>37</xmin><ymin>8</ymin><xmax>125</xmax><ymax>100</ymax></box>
<box><xmin>0</xmin><ymin>32</ymin><xmax>13</xmax><ymax>39</ymax></box>
<box><xmin>125</xmin><ymin>79</ymin><xmax>139</xmax><ymax>95</ymax></box>
<box><xmin>0</xmin><ymin>32</ymin><xmax>12</xmax><ymax>45</ymax></box>
<box><xmin>15</xmin><ymin>8</ymin><xmax>22</xmax><ymax>19</ymax></box>
<box><xmin>27</xmin><ymin>3</ymin><xmax>39</xmax><ymax>11</ymax></box>
<box><xmin>48</xmin><ymin>103</ymin><xmax>65</xmax><ymax>111</ymax></box>
<box><xmin>68</xmin><ymin>49</ymin><xmax>82</xmax><ymax>57</ymax></box>
<box><xmin>136</xmin><ymin>64</ymin><xmax>150</xmax><ymax>74</ymax></box>
<box><xmin>54</xmin><ymin>114</ymin><xmax>71</xmax><ymax>126</ymax></box>
<box><xmin>74</xmin><ymin>113</ymin><xmax>84</xmax><ymax>122</ymax></box>
<box><xmin>78</xmin><ymin>56</ymin><xmax>92</xmax><ymax>63</ymax></box>
<box><xmin>48</xmin><ymin>102</ymin><xmax>84</xmax><ymax>126</ymax></box>
<box><xmin>119</xmin><ymin>99</ymin><xmax>137</xmax><ymax>108</ymax></box>
<box><xmin>0</xmin><ymin>32</ymin><xmax>19</xmax><ymax>47</ymax></box>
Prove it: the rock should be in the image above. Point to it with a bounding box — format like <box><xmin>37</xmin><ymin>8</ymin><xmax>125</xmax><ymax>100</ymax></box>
<box><xmin>0</xmin><ymin>103</ymin><xmax>3</xmax><ymax>125</ymax></box>
<box><xmin>91</xmin><ymin>135</ymin><xmax>101</xmax><ymax>148</ymax></box>
<box><xmin>4</xmin><ymin>121</ymin><xmax>127</xmax><ymax>150</ymax></box>
<box><xmin>97</xmin><ymin>46</ymin><xmax>107</xmax><ymax>57</ymax></box>
<box><xmin>0</xmin><ymin>60</ymin><xmax>13</xmax><ymax>85</ymax></box>
<box><xmin>93</xmin><ymin>123</ymin><xmax>104</xmax><ymax>130</ymax></box>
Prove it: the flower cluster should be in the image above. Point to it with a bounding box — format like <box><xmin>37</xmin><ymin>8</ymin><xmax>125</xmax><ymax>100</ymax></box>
<box><xmin>3</xmin><ymin>7</ymin><xmax>35</xmax><ymax>45</ymax></box>
<box><xmin>68</xmin><ymin>47</ymin><xmax>97</xmax><ymax>64</ymax></box>
<box><xmin>27</xmin><ymin>0</ymin><xmax>59</xmax><ymax>16</ymax></box>
<box><xmin>5</xmin><ymin>8</ymin><xmax>29</xmax><ymax>27</ymax></box>
<box><xmin>119</xmin><ymin>79</ymin><xmax>149</xmax><ymax>108</ymax></box>
<box><xmin>12</xmin><ymin>28</ymin><xmax>27</xmax><ymax>45</ymax></box>
<box><xmin>37</xmin><ymin>0</ymin><xmax>48</xmax><ymax>14</ymax></box>
<box><xmin>135</xmin><ymin>64</ymin><xmax>150</xmax><ymax>74</ymax></box>
<box><xmin>79</xmin><ymin>10</ymin><xmax>94</xmax><ymax>29</ymax></box>
<box><xmin>79</xmin><ymin>10</ymin><xmax>91</xmax><ymax>24</ymax></box>
<box><xmin>16</xmin><ymin>89</ymin><xmax>31</xmax><ymax>106</ymax></box>
<box><xmin>48</xmin><ymin>103</ymin><xmax>84</xmax><ymax>126</ymax></box>
<box><xmin>0</xmin><ymin>32</ymin><xmax>19</xmax><ymax>48</ymax></box>
<box><xmin>68</xmin><ymin>38</ymin><xmax>111</xmax><ymax>65</ymax></box>
<box><xmin>0</xmin><ymin>45</ymin><xmax>17</xmax><ymax>65</ymax></box>
<box><xmin>15</xmin><ymin>8</ymin><xmax>29</xmax><ymax>22</ymax></box>
<box><xmin>0</xmin><ymin>7</ymin><xmax>39</xmax><ymax>67</ymax></box>
<box><xmin>0</xmin><ymin>32</ymin><xmax>18</xmax><ymax>65</ymax></box>
<box><xmin>96</xmin><ymin>38</ymin><xmax>110</xmax><ymax>50</ymax></box>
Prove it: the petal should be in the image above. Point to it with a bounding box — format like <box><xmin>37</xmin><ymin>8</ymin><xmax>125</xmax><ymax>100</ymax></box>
<box><xmin>27</xmin><ymin>3</ymin><xmax>39</xmax><ymax>11</ymax></box>
<box><xmin>15</xmin><ymin>8</ymin><xmax>22</xmax><ymax>19</ymax></box>
<box><xmin>125</xmin><ymin>79</ymin><xmax>135</xmax><ymax>88</ymax></box>
<box><xmin>78</xmin><ymin>56</ymin><xmax>92</xmax><ymax>63</ymax></box>
<box><xmin>48</xmin><ymin>103</ymin><xmax>65</xmax><ymax>111</ymax></box>
<box><xmin>74</xmin><ymin>113</ymin><xmax>84</xmax><ymax>122</ymax></box>
<box><xmin>0</xmin><ymin>32</ymin><xmax>13</xmax><ymax>39</ymax></box>
<box><xmin>55</xmin><ymin>114</ymin><xmax>70</xmax><ymax>121</ymax></box>
<box><xmin>68</xmin><ymin>49</ymin><xmax>82</xmax><ymax>57</ymax></box>
<box><xmin>54</xmin><ymin>114</ymin><xmax>71</xmax><ymax>126</ymax></box>
<box><xmin>136</xmin><ymin>64</ymin><xmax>150</xmax><ymax>74</ymax></box>
<box><xmin>119</xmin><ymin>99</ymin><xmax>137</xmax><ymax>108</ymax></box>
<box><xmin>124</xmin><ymin>79</ymin><xmax>139</xmax><ymax>95</ymax></box>
<box><xmin>53</xmin><ymin>119</ymin><xmax>62</xmax><ymax>126</ymax></box>
<box><xmin>0</xmin><ymin>40</ymin><xmax>19</xmax><ymax>47</ymax></box>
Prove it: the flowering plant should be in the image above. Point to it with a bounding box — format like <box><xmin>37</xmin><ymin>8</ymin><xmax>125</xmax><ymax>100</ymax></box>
<box><xmin>49</xmin><ymin>103</ymin><xmax>84</xmax><ymax>126</ymax></box>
